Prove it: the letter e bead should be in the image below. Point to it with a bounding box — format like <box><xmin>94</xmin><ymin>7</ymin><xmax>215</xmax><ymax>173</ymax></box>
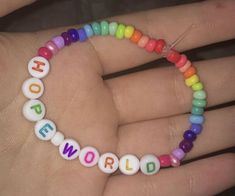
<box><xmin>34</xmin><ymin>119</ymin><xmax>56</xmax><ymax>141</ymax></box>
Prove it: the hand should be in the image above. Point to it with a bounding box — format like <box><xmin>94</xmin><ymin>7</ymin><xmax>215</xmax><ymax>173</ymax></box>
<box><xmin>0</xmin><ymin>0</ymin><xmax>235</xmax><ymax>195</ymax></box>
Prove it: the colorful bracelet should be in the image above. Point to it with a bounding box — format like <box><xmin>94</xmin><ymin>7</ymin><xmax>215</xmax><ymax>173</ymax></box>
<box><xmin>21</xmin><ymin>21</ymin><xmax>207</xmax><ymax>176</ymax></box>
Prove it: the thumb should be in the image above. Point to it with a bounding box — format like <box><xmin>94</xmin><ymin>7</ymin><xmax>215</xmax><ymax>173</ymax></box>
<box><xmin>0</xmin><ymin>0</ymin><xmax>36</xmax><ymax>17</ymax></box>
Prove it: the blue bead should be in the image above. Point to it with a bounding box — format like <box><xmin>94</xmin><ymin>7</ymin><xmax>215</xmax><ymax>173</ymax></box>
<box><xmin>67</xmin><ymin>29</ymin><xmax>79</xmax><ymax>42</ymax></box>
<box><xmin>84</xmin><ymin>24</ymin><xmax>94</xmax><ymax>37</ymax></box>
<box><xmin>189</xmin><ymin>115</ymin><xmax>204</xmax><ymax>124</ymax></box>
<box><xmin>77</xmin><ymin>28</ymin><xmax>87</xmax><ymax>42</ymax></box>
<box><xmin>190</xmin><ymin>124</ymin><xmax>202</xmax><ymax>134</ymax></box>
<box><xmin>183</xmin><ymin>130</ymin><xmax>197</xmax><ymax>141</ymax></box>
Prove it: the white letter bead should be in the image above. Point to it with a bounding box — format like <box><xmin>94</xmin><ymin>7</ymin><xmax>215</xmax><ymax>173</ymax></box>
<box><xmin>119</xmin><ymin>154</ymin><xmax>140</xmax><ymax>175</ymax></box>
<box><xmin>22</xmin><ymin>99</ymin><xmax>46</xmax><ymax>122</ymax></box>
<box><xmin>140</xmin><ymin>154</ymin><xmax>160</xmax><ymax>175</ymax></box>
<box><xmin>22</xmin><ymin>77</ymin><xmax>44</xmax><ymax>99</ymax></box>
<box><xmin>51</xmin><ymin>132</ymin><xmax>64</xmax><ymax>146</ymax></box>
<box><xmin>34</xmin><ymin>119</ymin><xmax>56</xmax><ymax>141</ymax></box>
<box><xmin>28</xmin><ymin>56</ymin><xmax>50</xmax><ymax>79</ymax></box>
<box><xmin>59</xmin><ymin>139</ymin><xmax>80</xmax><ymax>160</ymax></box>
<box><xmin>79</xmin><ymin>146</ymin><xmax>99</xmax><ymax>167</ymax></box>
<box><xmin>98</xmin><ymin>152</ymin><xmax>119</xmax><ymax>174</ymax></box>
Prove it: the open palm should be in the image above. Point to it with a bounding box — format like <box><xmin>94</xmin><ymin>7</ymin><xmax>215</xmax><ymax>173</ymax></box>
<box><xmin>0</xmin><ymin>0</ymin><xmax>235</xmax><ymax>196</ymax></box>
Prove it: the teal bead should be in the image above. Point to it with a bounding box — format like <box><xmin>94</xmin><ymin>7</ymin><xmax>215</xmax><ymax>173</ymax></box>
<box><xmin>100</xmin><ymin>21</ymin><xmax>109</xmax><ymax>35</ymax></box>
<box><xmin>193</xmin><ymin>90</ymin><xmax>207</xmax><ymax>100</ymax></box>
<box><xmin>91</xmin><ymin>22</ymin><xmax>101</xmax><ymax>35</ymax></box>
<box><xmin>189</xmin><ymin>115</ymin><xmax>204</xmax><ymax>124</ymax></box>
<box><xmin>191</xmin><ymin>106</ymin><xmax>204</xmax><ymax>115</ymax></box>
<box><xmin>109</xmin><ymin>22</ymin><xmax>118</xmax><ymax>36</ymax></box>
<box><xmin>192</xmin><ymin>99</ymin><xmax>207</xmax><ymax>108</ymax></box>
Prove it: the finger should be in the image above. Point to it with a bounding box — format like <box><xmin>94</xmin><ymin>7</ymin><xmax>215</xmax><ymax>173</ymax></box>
<box><xmin>104</xmin><ymin>153</ymin><xmax>235</xmax><ymax>196</ymax></box>
<box><xmin>106</xmin><ymin>56</ymin><xmax>235</xmax><ymax>124</ymax></box>
<box><xmin>0</xmin><ymin>0</ymin><xmax>36</xmax><ymax>17</ymax></box>
<box><xmin>116</xmin><ymin>106</ymin><xmax>235</xmax><ymax>161</ymax></box>
<box><xmin>89</xmin><ymin>0</ymin><xmax>235</xmax><ymax>74</ymax></box>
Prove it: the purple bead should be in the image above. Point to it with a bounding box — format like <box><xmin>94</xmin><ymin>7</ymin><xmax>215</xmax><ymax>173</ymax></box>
<box><xmin>77</xmin><ymin>28</ymin><xmax>88</xmax><ymax>42</ymax></box>
<box><xmin>183</xmin><ymin>130</ymin><xmax>197</xmax><ymax>141</ymax></box>
<box><xmin>179</xmin><ymin>139</ymin><xmax>193</xmax><ymax>153</ymax></box>
<box><xmin>61</xmin><ymin>32</ymin><xmax>72</xmax><ymax>46</ymax></box>
<box><xmin>52</xmin><ymin>36</ymin><xmax>65</xmax><ymax>49</ymax></box>
<box><xmin>190</xmin><ymin>123</ymin><xmax>202</xmax><ymax>135</ymax></box>
<box><xmin>171</xmin><ymin>148</ymin><xmax>185</xmax><ymax>160</ymax></box>
<box><xmin>67</xmin><ymin>29</ymin><xmax>79</xmax><ymax>42</ymax></box>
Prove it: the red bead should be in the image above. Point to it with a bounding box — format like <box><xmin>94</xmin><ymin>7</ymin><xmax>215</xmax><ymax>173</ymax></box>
<box><xmin>166</xmin><ymin>50</ymin><xmax>181</xmax><ymax>63</ymax></box>
<box><xmin>159</xmin><ymin>154</ymin><xmax>171</xmax><ymax>167</ymax></box>
<box><xmin>38</xmin><ymin>47</ymin><xmax>53</xmax><ymax>60</ymax></box>
<box><xmin>155</xmin><ymin>39</ymin><xmax>166</xmax><ymax>54</ymax></box>
<box><xmin>145</xmin><ymin>39</ymin><xmax>157</xmax><ymax>52</ymax></box>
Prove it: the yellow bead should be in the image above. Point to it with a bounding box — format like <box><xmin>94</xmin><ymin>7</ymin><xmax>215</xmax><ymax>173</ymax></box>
<box><xmin>185</xmin><ymin>74</ymin><xmax>199</xmax><ymax>87</ymax></box>
<box><xmin>124</xmin><ymin>25</ymin><xmax>135</xmax><ymax>39</ymax></box>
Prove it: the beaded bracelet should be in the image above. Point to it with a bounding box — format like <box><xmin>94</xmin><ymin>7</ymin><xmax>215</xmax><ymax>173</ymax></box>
<box><xmin>22</xmin><ymin>21</ymin><xmax>207</xmax><ymax>176</ymax></box>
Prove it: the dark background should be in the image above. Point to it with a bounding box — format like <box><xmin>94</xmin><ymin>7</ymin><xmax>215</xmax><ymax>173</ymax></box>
<box><xmin>0</xmin><ymin>0</ymin><xmax>234</xmax><ymax>195</ymax></box>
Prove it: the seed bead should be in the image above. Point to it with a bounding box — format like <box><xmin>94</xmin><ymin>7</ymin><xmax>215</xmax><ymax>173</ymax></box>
<box><xmin>124</xmin><ymin>25</ymin><xmax>135</xmax><ymax>39</ymax></box>
<box><xmin>130</xmin><ymin>30</ymin><xmax>142</xmax><ymax>43</ymax></box>
<box><xmin>100</xmin><ymin>20</ymin><xmax>109</xmax><ymax>35</ymax></box>
<box><xmin>145</xmin><ymin>39</ymin><xmax>157</xmax><ymax>52</ymax></box>
<box><xmin>116</xmin><ymin>24</ymin><xmax>126</xmax><ymax>39</ymax></box>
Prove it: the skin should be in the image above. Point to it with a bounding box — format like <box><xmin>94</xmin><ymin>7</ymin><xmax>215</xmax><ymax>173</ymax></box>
<box><xmin>0</xmin><ymin>0</ymin><xmax>235</xmax><ymax>195</ymax></box>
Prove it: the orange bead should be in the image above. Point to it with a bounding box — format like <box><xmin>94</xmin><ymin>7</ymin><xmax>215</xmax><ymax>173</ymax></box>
<box><xmin>130</xmin><ymin>30</ymin><xmax>142</xmax><ymax>43</ymax></box>
<box><xmin>184</xmin><ymin>66</ymin><xmax>197</xmax><ymax>78</ymax></box>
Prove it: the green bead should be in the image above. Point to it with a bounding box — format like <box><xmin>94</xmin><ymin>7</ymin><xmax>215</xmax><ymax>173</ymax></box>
<box><xmin>193</xmin><ymin>90</ymin><xmax>207</xmax><ymax>100</ymax></box>
<box><xmin>100</xmin><ymin>20</ymin><xmax>109</xmax><ymax>35</ymax></box>
<box><xmin>191</xmin><ymin>106</ymin><xmax>204</xmax><ymax>115</ymax></box>
<box><xmin>115</xmin><ymin>24</ymin><xmax>125</xmax><ymax>39</ymax></box>
<box><xmin>91</xmin><ymin>22</ymin><xmax>101</xmax><ymax>35</ymax></box>
<box><xmin>192</xmin><ymin>82</ymin><xmax>204</xmax><ymax>91</ymax></box>
<box><xmin>109</xmin><ymin>22</ymin><xmax>118</xmax><ymax>36</ymax></box>
<box><xmin>192</xmin><ymin>99</ymin><xmax>207</xmax><ymax>108</ymax></box>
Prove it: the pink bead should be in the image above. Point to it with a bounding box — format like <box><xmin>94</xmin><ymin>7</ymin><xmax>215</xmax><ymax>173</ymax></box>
<box><xmin>175</xmin><ymin>54</ymin><xmax>187</xmax><ymax>68</ymax></box>
<box><xmin>170</xmin><ymin>155</ymin><xmax>180</xmax><ymax>167</ymax></box>
<box><xmin>179</xmin><ymin>60</ymin><xmax>191</xmax><ymax>72</ymax></box>
<box><xmin>52</xmin><ymin>36</ymin><xmax>65</xmax><ymax>49</ymax></box>
<box><xmin>171</xmin><ymin>148</ymin><xmax>185</xmax><ymax>160</ymax></box>
<box><xmin>159</xmin><ymin>154</ymin><xmax>171</xmax><ymax>167</ymax></box>
<box><xmin>145</xmin><ymin>39</ymin><xmax>157</xmax><ymax>52</ymax></box>
<box><xmin>138</xmin><ymin>35</ymin><xmax>149</xmax><ymax>48</ymax></box>
<box><xmin>38</xmin><ymin>47</ymin><xmax>53</xmax><ymax>60</ymax></box>
<box><xmin>46</xmin><ymin>41</ymin><xmax>59</xmax><ymax>54</ymax></box>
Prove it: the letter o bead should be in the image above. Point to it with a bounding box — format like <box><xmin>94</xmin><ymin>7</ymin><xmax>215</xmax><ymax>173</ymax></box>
<box><xmin>98</xmin><ymin>152</ymin><xmax>119</xmax><ymax>174</ymax></box>
<box><xmin>22</xmin><ymin>77</ymin><xmax>44</xmax><ymax>99</ymax></box>
<box><xmin>119</xmin><ymin>154</ymin><xmax>140</xmax><ymax>175</ymax></box>
<box><xmin>22</xmin><ymin>99</ymin><xmax>46</xmax><ymax>122</ymax></box>
<box><xmin>28</xmin><ymin>56</ymin><xmax>50</xmax><ymax>79</ymax></box>
<box><xmin>140</xmin><ymin>154</ymin><xmax>160</xmax><ymax>175</ymax></box>
<box><xmin>34</xmin><ymin>119</ymin><xmax>56</xmax><ymax>141</ymax></box>
<box><xmin>59</xmin><ymin>139</ymin><xmax>80</xmax><ymax>160</ymax></box>
<box><xmin>79</xmin><ymin>146</ymin><xmax>99</xmax><ymax>167</ymax></box>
